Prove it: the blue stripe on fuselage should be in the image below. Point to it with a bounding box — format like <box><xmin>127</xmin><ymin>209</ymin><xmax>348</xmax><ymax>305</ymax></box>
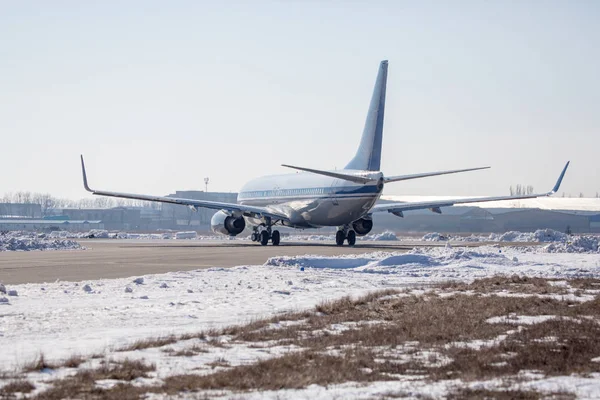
<box><xmin>237</xmin><ymin>185</ymin><xmax>379</xmax><ymax>200</ymax></box>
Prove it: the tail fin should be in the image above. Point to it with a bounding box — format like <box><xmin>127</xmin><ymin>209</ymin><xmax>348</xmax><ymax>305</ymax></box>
<box><xmin>345</xmin><ymin>60</ymin><xmax>388</xmax><ymax>171</ymax></box>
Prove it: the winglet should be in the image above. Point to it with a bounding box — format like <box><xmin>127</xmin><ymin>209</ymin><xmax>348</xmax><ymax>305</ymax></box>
<box><xmin>550</xmin><ymin>161</ymin><xmax>570</xmax><ymax>195</ymax></box>
<box><xmin>80</xmin><ymin>155</ymin><xmax>93</xmax><ymax>193</ymax></box>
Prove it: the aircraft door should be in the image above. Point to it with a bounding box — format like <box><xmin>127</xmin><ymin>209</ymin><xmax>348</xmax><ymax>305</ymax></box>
<box><xmin>329</xmin><ymin>179</ymin><xmax>340</xmax><ymax>206</ymax></box>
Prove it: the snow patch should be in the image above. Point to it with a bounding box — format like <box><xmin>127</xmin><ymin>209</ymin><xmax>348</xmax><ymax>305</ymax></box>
<box><xmin>544</xmin><ymin>235</ymin><xmax>600</xmax><ymax>254</ymax></box>
<box><xmin>0</xmin><ymin>231</ymin><xmax>82</xmax><ymax>252</ymax></box>
<box><xmin>422</xmin><ymin>232</ymin><xmax>448</xmax><ymax>242</ymax></box>
<box><xmin>175</xmin><ymin>231</ymin><xmax>197</xmax><ymax>240</ymax></box>
<box><xmin>361</xmin><ymin>231</ymin><xmax>398</xmax><ymax>241</ymax></box>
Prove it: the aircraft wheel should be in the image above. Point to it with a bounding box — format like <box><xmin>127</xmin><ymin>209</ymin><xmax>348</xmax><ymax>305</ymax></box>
<box><xmin>271</xmin><ymin>230</ymin><xmax>280</xmax><ymax>246</ymax></box>
<box><xmin>251</xmin><ymin>232</ymin><xmax>257</xmax><ymax>242</ymax></box>
<box><xmin>335</xmin><ymin>230</ymin><xmax>346</xmax><ymax>246</ymax></box>
<box><xmin>347</xmin><ymin>230</ymin><xmax>356</xmax><ymax>246</ymax></box>
<box><xmin>260</xmin><ymin>231</ymin><xmax>270</xmax><ymax>246</ymax></box>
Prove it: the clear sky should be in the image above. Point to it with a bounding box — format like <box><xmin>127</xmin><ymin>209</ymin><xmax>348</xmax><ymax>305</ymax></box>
<box><xmin>1</xmin><ymin>1</ymin><xmax>598</xmax><ymax>200</ymax></box>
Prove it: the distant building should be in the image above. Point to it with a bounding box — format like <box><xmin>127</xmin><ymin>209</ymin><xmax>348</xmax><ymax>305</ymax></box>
<box><xmin>0</xmin><ymin>203</ymin><xmax>42</xmax><ymax>218</ymax></box>
<box><xmin>53</xmin><ymin>207</ymin><xmax>141</xmax><ymax>230</ymax></box>
<box><xmin>160</xmin><ymin>191</ymin><xmax>237</xmax><ymax>230</ymax></box>
<box><xmin>0</xmin><ymin>219</ymin><xmax>103</xmax><ymax>231</ymax></box>
<box><xmin>373</xmin><ymin>205</ymin><xmax>600</xmax><ymax>234</ymax></box>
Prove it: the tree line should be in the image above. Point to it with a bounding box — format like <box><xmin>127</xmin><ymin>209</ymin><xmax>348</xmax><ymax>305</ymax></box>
<box><xmin>1</xmin><ymin>192</ymin><xmax>161</xmax><ymax>215</ymax></box>
<box><xmin>509</xmin><ymin>186</ymin><xmax>600</xmax><ymax>199</ymax></box>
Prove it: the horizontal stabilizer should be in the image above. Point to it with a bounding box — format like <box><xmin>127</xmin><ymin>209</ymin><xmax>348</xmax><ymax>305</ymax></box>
<box><xmin>281</xmin><ymin>164</ymin><xmax>375</xmax><ymax>184</ymax></box>
<box><xmin>384</xmin><ymin>166</ymin><xmax>490</xmax><ymax>183</ymax></box>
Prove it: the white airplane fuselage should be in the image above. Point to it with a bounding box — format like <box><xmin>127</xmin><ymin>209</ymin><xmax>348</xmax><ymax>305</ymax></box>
<box><xmin>238</xmin><ymin>170</ymin><xmax>383</xmax><ymax>228</ymax></box>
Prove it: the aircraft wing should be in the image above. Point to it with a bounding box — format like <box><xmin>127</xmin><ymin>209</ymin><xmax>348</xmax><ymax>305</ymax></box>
<box><xmin>80</xmin><ymin>156</ymin><xmax>290</xmax><ymax>222</ymax></box>
<box><xmin>371</xmin><ymin>162</ymin><xmax>570</xmax><ymax>216</ymax></box>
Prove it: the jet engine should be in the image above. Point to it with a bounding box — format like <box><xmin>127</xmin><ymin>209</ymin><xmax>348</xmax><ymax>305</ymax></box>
<box><xmin>352</xmin><ymin>218</ymin><xmax>373</xmax><ymax>236</ymax></box>
<box><xmin>211</xmin><ymin>210</ymin><xmax>246</xmax><ymax>236</ymax></box>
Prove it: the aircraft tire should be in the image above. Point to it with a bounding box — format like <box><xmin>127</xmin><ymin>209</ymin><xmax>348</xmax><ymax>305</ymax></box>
<box><xmin>251</xmin><ymin>232</ymin><xmax>257</xmax><ymax>242</ymax></box>
<box><xmin>347</xmin><ymin>230</ymin><xmax>356</xmax><ymax>246</ymax></box>
<box><xmin>260</xmin><ymin>231</ymin><xmax>270</xmax><ymax>246</ymax></box>
<box><xmin>335</xmin><ymin>230</ymin><xmax>345</xmax><ymax>246</ymax></box>
<box><xmin>271</xmin><ymin>230</ymin><xmax>280</xmax><ymax>246</ymax></box>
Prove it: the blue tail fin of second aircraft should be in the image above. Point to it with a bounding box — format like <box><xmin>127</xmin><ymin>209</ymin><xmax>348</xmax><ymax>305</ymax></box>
<box><xmin>345</xmin><ymin>60</ymin><xmax>388</xmax><ymax>171</ymax></box>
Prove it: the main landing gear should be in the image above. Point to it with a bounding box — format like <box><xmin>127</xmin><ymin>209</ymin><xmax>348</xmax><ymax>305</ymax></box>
<box><xmin>251</xmin><ymin>223</ymin><xmax>280</xmax><ymax>246</ymax></box>
<box><xmin>335</xmin><ymin>227</ymin><xmax>356</xmax><ymax>246</ymax></box>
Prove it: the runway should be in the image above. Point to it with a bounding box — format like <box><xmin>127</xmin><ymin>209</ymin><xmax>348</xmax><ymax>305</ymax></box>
<box><xmin>0</xmin><ymin>238</ymin><xmax>513</xmax><ymax>285</ymax></box>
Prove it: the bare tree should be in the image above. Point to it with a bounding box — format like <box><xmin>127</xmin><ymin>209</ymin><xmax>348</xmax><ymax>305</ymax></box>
<box><xmin>579</xmin><ymin>192</ymin><xmax>584</xmax><ymax>198</ymax></box>
<box><xmin>93</xmin><ymin>197</ymin><xmax>114</xmax><ymax>208</ymax></box>
<box><xmin>32</xmin><ymin>193</ymin><xmax>56</xmax><ymax>216</ymax></box>
<box><xmin>1</xmin><ymin>192</ymin><xmax>13</xmax><ymax>203</ymax></box>
<box><xmin>21</xmin><ymin>191</ymin><xmax>32</xmax><ymax>203</ymax></box>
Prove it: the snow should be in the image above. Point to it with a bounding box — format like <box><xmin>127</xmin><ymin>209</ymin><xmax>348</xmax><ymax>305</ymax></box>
<box><xmin>175</xmin><ymin>231</ymin><xmax>197</xmax><ymax>240</ymax></box>
<box><xmin>1</xmin><ymin>239</ymin><xmax>600</xmax><ymax>398</ymax></box>
<box><xmin>360</xmin><ymin>230</ymin><xmax>398</xmax><ymax>241</ymax></box>
<box><xmin>418</xmin><ymin>229</ymin><xmax>600</xmax><ymax>254</ymax></box>
<box><xmin>490</xmin><ymin>229</ymin><xmax>568</xmax><ymax>243</ymax></box>
<box><xmin>1</xmin><ymin>246</ymin><xmax>599</xmax><ymax>374</ymax></box>
<box><xmin>486</xmin><ymin>315</ymin><xmax>566</xmax><ymax>325</ymax></box>
<box><xmin>544</xmin><ymin>235</ymin><xmax>600</xmax><ymax>253</ymax></box>
<box><xmin>86</xmin><ymin>229</ymin><xmax>109</xmax><ymax>239</ymax></box>
<box><xmin>267</xmin><ymin>247</ymin><xmax>600</xmax><ymax>280</ymax></box>
<box><xmin>0</xmin><ymin>231</ymin><xmax>82</xmax><ymax>252</ymax></box>
<box><xmin>422</xmin><ymin>232</ymin><xmax>448</xmax><ymax>241</ymax></box>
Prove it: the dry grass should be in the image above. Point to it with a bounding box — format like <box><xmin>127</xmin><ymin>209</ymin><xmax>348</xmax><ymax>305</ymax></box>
<box><xmin>161</xmin><ymin>351</ymin><xmax>381</xmax><ymax>392</ymax></box>
<box><xmin>441</xmin><ymin>275</ymin><xmax>569</xmax><ymax>295</ymax></box>
<box><xmin>0</xmin><ymin>380</ymin><xmax>35</xmax><ymax>395</ymax></box>
<box><xmin>567</xmin><ymin>278</ymin><xmax>600</xmax><ymax>290</ymax></box>
<box><xmin>29</xmin><ymin>277</ymin><xmax>600</xmax><ymax>399</ymax></box>
<box><xmin>447</xmin><ymin>388</ymin><xmax>575</xmax><ymax>400</ymax></box>
<box><xmin>32</xmin><ymin>359</ymin><xmax>155</xmax><ymax>400</ymax></box>
<box><xmin>163</xmin><ymin>344</ymin><xmax>210</xmax><ymax>357</ymax></box>
<box><xmin>117</xmin><ymin>335</ymin><xmax>179</xmax><ymax>352</ymax></box>
<box><xmin>150</xmin><ymin>278</ymin><xmax>600</xmax><ymax>396</ymax></box>
<box><xmin>61</xmin><ymin>354</ymin><xmax>85</xmax><ymax>369</ymax></box>
<box><xmin>22</xmin><ymin>353</ymin><xmax>57</xmax><ymax>373</ymax></box>
<box><xmin>205</xmin><ymin>357</ymin><xmax>230</xmax><ymax>369</ymax></box>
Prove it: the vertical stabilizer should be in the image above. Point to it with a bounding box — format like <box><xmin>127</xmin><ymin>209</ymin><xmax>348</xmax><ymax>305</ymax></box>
<box><xmin>345</xmin><ymin>60</ymin><xmax>388</xmax><ymax>171</ymax></box>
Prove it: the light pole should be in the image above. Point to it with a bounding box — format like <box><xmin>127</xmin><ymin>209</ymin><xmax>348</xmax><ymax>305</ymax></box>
<box><xmin>204</xmin><ymin>177</ymin><xmax>209</xmax><ymax>192</ymax></box>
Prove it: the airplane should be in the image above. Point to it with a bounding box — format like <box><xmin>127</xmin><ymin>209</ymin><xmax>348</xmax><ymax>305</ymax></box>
<box><xmin>80</xmin><ymin>60</ymin><xmax>570</xmax><ymax>246</ymax></box>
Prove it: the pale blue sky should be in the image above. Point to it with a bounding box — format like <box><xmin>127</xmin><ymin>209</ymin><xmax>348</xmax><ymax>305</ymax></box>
<box><xmin>1</xmin><ymin>1</ymin><xmax>598</xmax><ymax>199</ymax></box>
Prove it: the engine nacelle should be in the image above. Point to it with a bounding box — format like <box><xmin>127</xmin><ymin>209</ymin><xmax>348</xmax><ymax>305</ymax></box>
<box><xmin>352</xmin><ymin>218</ymin><xmax>373</xmax><ymax>236</ymax></box>
<box><xmin>211</xmin><ymin>210</ymin><xmax>246</xmax><ymax>236</ymax></box>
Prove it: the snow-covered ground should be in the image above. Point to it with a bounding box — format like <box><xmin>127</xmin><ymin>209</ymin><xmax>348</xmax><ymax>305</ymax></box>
<box><xmin>1</xmin><ymin>245</ymin><xmax>599</xmax><ymax>373</ymax></box>
<box><xmin>421</xmin><ymin>229</ymin><xmax>600</xmax><ymax>253</ymax></box>
<box><xmin>0</xmin><ymin>231</ymin><xmax>82</xmax><ymax>252</ymax></box>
